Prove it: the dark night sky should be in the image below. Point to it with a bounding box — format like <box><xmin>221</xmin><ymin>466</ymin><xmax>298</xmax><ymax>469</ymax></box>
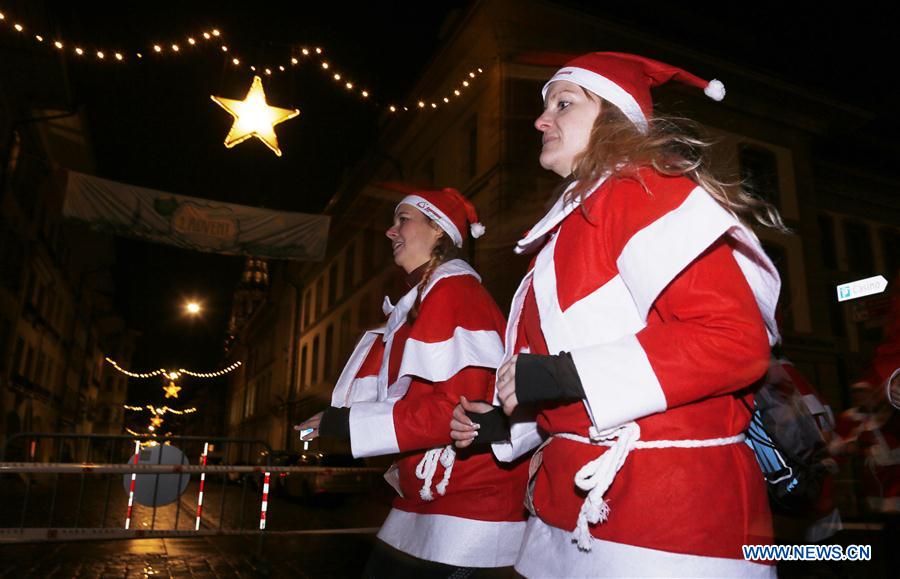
<box><xmin>6</xmin><ymin>1</ymin><xmax>895</xmax><ymax>403</ymax></box>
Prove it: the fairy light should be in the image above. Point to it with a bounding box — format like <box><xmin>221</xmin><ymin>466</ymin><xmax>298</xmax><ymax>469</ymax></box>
<box><xmin>232</xmin><ymin>57</ymin><xmax>240</xmax><ymax>66</ymax></box>
<box><xmin>333</xmin><ymin>73</ymin><xmax>341</xmax><ymax>80</ymax></box>
<box><xmin>301</xmin><ymin>48</ymin><xmax>309</xmax><ymax>56</ymax></box>
<box><xmin>203</xmin><ymin>32</ymin><xmax>211</xmax><ymax>40</ymax></box>
<box><xmin>212</xmin><ymin>29</ymin><xmax>220</xmax><ymax>37</ymax></box>
<box><xmin>0</xmin><ymin>14</ymin><xmax>225</xmax><ymax>65</ymax></box>
<box><xmin>389</xmin><ymin>106</ymin><xmax>396</xmax><ymax>112</ymax></box>
<box><xmin>314</xmin><ymin>47</ymin><xmax>322</xmax><ymax>54</ymax></box>
<box><xmin>220</xmin><ymin>45</ymin><xmax>228</xmax><ymax>52</ymax></box>
<box><xmin>321</xmin><ymin>61</ymin><xmax>329</xmax><ymax>69</ymax></box>
<box><xmin>291</xmin><ymin>57</ymin><xmax>298</xmax><ymax>64</ymax></box>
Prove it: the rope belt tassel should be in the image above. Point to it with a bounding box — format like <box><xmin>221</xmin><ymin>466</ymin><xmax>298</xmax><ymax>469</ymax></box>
<box><xmin>415</xmin><ymin>445</ymin><xmax>456</xmax><ymax>501</ymax></box>
<box><xmin>558</xmin><ymin>423</ymin><xmax>746</xmax><ymax>551</ymax></box>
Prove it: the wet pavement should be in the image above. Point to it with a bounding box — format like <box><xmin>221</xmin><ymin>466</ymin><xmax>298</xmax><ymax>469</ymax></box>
<box><xmin>0</xmin><ymin>534</ymin><xmax>376</xmax><ymax>578</ymax></box>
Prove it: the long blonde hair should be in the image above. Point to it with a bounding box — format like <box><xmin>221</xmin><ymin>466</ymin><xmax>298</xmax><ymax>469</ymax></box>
<box><xmin>567</xmin><ymin>92</ymin><xmax>789</xmax><ymax>233</ymax></box>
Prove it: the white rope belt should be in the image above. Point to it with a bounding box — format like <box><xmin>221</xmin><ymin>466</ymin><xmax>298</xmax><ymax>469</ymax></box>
<box><xmin>415</xmin><ymin>445</ymin><xmax>456</xmax><ymax>501</ymax></box>
<box><xmin>555</xmin><ymin>422</ymin><xmax>746</xmax><ymax>551</ymax></box>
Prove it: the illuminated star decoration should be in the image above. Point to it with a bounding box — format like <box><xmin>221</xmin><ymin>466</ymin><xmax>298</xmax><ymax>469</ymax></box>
<box><xmin>164</xmin><ymin>380</ymin><xmax>182</xmax><ymax>399</ymax></box>
<box><xmin>151</xmin><ymin>415</ymin><xmax>164</xmax><ymax>427</ymax></box>
<box><xmin>211</xmin><ymin>75</ymin><xmax>299</xmax><ymax>156</ymax></box>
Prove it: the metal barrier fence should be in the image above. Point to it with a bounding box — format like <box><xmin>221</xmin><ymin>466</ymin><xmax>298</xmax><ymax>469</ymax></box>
<box><xmin>0</xmin><ymin>433</ymin><xmax>384</xmax><ymax>553</ymax></box>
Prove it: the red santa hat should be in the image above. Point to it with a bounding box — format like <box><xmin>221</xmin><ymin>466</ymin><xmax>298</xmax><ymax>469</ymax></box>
<box><xmin>397</xmin><ymin>187</ymin><xmax>484</xmax><ymax>248</ymax></box>
<box><xmin>542</xmin><ymin>52</ymin><xmax>725</xmax><ymax>134</ymax></box>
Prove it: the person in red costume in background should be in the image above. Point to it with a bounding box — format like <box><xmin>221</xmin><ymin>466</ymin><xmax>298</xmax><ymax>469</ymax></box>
<box><xmin>451</xmin><ymin>52</ymin><xmax>786</xmax><ymax>577</ymax></box>
<box><xmin>297</xmin><ymin>187</ymin><xmax>529</xmax><ymax>578</ymax></box>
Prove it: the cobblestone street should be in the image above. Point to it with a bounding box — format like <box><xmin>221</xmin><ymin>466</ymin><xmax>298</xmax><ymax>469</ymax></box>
<box><xmin>0</xmin><ymin>534</ymin><xmax>377</xmax><ymax>577</ymax></box>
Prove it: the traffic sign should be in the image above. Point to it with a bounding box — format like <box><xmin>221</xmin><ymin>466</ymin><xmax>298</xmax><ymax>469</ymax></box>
<box><xmin>836</xmin><ymin>275</ymin><xmax>888</xmax><ymax>303</ymax></box>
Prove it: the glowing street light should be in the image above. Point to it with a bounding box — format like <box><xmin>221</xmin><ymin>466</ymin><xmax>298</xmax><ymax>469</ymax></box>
<box><xmin>184</xmin><ymin>301</ymin><xmax>202</xmax><ymax>315</ymax></box>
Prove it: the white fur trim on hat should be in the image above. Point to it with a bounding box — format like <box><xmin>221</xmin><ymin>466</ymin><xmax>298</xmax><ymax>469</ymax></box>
<box><xmin>704</xmin><ymin>79</ymin><xmax>725</xmax><ymax>101</ymax></box>
<box><xmin>398</xmin><ymin>195</ymin><xmax>463</xmax><ymax>247</ymax></box>
<box><xmin>542</xmin><ymin>67</ymin><xmax>648</xmax><ymax>134</ymax></box>
<box><xmin>470</xmin><ymin>222</ymin><xmax>485</xmax><ymax>238</ymax></box>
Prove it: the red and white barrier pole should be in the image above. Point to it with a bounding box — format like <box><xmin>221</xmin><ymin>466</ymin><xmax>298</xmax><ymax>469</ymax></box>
<box><xmin>259</xmin><ymin>471</ymin><xmax>271</xmax><ymax>530</ymax></box>
<box><xmin>195</xmin><ymin>442</ymin><xmax>209</xmax><ymax>531</ymax></box>
<box><xmin>125</xmin><ymin>440</ymin><xmax>141</xmax><ymax>529</ymax></box>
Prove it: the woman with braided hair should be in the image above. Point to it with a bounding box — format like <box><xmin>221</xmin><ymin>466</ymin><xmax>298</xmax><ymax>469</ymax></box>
<box><xmin>296</xmin><ymin>187</ymin><xmax>529</xmax><ymax>577</ymax></box>
<box><xmin>450</xmin><ymin>52</ymin><xmax>785</xmax><ymax>577</ymax></box>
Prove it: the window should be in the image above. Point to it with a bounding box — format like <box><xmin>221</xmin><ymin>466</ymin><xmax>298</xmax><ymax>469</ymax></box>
<box><xmin>24</xmin><ymin>345</ymin><xmax>34</xmax><ymax>380</ymax></box>
<box><xmin>302</xmin><ymin>290</ymin><xmax>311</xmax><ymax>329</ymax></box>
<box><xmin>315</xmin><ymin>278</ymin><xmax>324</xmax><ymax>316</ymax></box>
<box><xmin>325</xmin><ymin>325</ymin><xmax>334</xmax><ymax>379</ymax></box>
<box><xmin>825</xmin><ymin>286</ymin><xmax>845</xmax><ymax>338</ymax></box>
<box><xmin>881</xmin><ymin>229</ymin><xmax>899</xmax><ymax>280</ymax></box>
<box><xmin>0</xmin><ymin>319</ymin><xmax>10</xmax><ymax>372</ymax></box>
<box><xmin>300</xmin><ymin>344</ymin><xmax>308</xmax><ymax>387</ymax></box>
<box><xmin>328</xmin><ymin>264</ymin><xmax>338</xmax><ymax>306</ymax></box>
<box><xmin>35</xmin><ymin>351</ymin><xmax>45</xmax><ymax>385</ymax></box>
<box><xmin>344</xmin><ymin>243</ymin><xmax>356</xmax><ymax>291</ymax></box>
<box><xmin>340</xmin><ymin>311</ymin><xmax>351</xmax><ymax>358</ymax></box>
<box><xmin>465</xmin><ymin>115</ymin><xmax>478</xmax><ymax>179</ymax></box>
<box><xmin>762</xmin><ymin>242</ymin><xmax>794</xmax><ymax>331</ymax></box>
<box><xmin>311</xmin><ymin>335</ymin><xmax>320</xmax><ymax>384</ymax></box>
<box><xmin>843</xmin><ymin>220</ymin><xmax>874</xmax><ymax>274</ymax></box>
<box><xmin>817</xmin><ymin>214</ymin><xmax>837</xmax><ymax>270</ymax></box>
<box><xmin>11</xmin><ymin>337</ymin><xmax>24</xmax><ymax>376</ymax></box>
<box><xmin>739</xmin><ymin>145</ymin><xmax>780</xmax><ymax>207</ymax></box>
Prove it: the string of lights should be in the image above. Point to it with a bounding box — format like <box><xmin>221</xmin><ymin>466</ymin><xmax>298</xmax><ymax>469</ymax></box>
<box><xmin>225</xmin><ymin>44</ymin><xmax>486</xmax><ymax>114</ymax></box>
<box><xmin>105</xmin><ymin>357</ymin><xmax>241</xmax><ymax>379</ymax></box>
<box><xmin>177</xmin><ymin>361</ymin><xmax>242</xmax><ymax>378</ymax></box>
<box><xmin>123</xmin><ymin>404</ymin><xmax>198</xmax><ymax>415</ymax></box>
<box><xmin>0</xmin><ymin>9</ymin><xmax>225</xmax><ymax>62</ymax></box>
<box><xmin>1</xmin><ymin>8</ymin><xmax>486</xmax><ymax>115</ymax></box>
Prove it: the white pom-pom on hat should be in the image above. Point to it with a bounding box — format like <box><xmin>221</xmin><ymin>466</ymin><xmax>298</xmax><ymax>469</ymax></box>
<box><xmin>470</xmin><ymin>222</ymin><xmax>486</xmax><ymax>238</ymax></box>
<box><xmin>704</xmin><ymin>79</ymin><xmax>725</xmax><ymax>101</ymax></box>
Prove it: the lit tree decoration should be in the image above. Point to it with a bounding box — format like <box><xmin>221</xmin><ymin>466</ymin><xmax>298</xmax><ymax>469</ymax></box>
<box><xmin>211</xmin><ymin>75</ymin><xmax>299</xmax><ymax>156</ymax></box>
<box><xmin>151</xmin><ymin>415</ymin><xmax>164</xmax><ymax>428</ymax></box>
<box><xmin>164</xmin><ymin>380</ymin><xmax>182</xmax><ymax>399</ymax></box>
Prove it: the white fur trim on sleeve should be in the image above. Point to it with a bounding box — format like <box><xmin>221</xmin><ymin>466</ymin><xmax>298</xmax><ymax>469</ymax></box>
<box><xmin>570</xmin><ymin>334</ymin><xmax>667</xmax><ymax>430</ymax></box>
<box><xmin>349</xmin><ymin>401</ymin><xmax>400</xmax><ymax>458</ymax></box>
<box><xmin>492</xmin><ymin>418</ymin><xmax>545</xmax><ymax>463</ymax></box>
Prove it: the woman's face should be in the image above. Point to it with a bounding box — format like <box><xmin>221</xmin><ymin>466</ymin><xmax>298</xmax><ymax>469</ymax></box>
<box><xmin>386</xmin><ymin>203</ymin><xmax>443</xmax><ymax>273</ymax></box>
<box><xmin>534</xmin><ymin>80</ymin><xmax>602</xmax><ymax>178</ymax></box>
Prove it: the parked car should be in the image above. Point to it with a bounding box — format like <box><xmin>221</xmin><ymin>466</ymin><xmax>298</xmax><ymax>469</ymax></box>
<box><xmin>280</xmin><ymin>451</ymin><xmax>375</xmax><ymax>500</ymax></box>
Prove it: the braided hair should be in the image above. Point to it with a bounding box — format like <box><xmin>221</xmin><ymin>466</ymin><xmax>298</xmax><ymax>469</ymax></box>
<box><xmin>406</xmin><ymin>231</ymin><xmax>459</xmax><ymax>325</ymax></box>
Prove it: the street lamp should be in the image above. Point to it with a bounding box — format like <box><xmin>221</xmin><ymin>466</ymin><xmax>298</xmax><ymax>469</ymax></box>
<box><xmin>184</xmin><ymin>301</ymin><xmax>202</xmax><ymax>315</ymax></box>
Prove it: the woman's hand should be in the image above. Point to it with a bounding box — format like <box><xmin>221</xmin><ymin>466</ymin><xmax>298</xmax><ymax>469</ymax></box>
<box><xmin>450</xmin><ymin>396</ymin><xmax>493</xmax><ymax>449</ymax></box>
<box><xmin>294</xmin><ymin>412</ymin><xmax>324</xmax><ymax>441</ymax></box>
<box><xmin>496</xmin><ymin>355</ymin><xmax>519</xmax><ymax>415</ymax></box>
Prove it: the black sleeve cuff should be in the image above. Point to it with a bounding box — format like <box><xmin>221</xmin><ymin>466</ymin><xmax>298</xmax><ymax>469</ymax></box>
<box><xmin>515</xmin><ymin>352</ymin><xmax>585</xmax><ymax>404</ymax></box>
<box><xmin>464</xmin><ymin>405</ymin><xmax>509</xmax><ymax>444</ymax></box>
<box><xmin>318</xmin><ymin>407</ymin><xmax>351</xmax><ymax>440</ymax></box>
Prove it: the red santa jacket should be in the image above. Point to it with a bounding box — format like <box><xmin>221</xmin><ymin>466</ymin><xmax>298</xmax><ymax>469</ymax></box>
<box><xmin>332</xmin><ymin>259</ymin><xmax>530</xmax><ymax>567</ymax></box>
<box><xmin>494</xmin><ymin>170</ymin><xmax>781</xmax><ymax>578</ymax></box>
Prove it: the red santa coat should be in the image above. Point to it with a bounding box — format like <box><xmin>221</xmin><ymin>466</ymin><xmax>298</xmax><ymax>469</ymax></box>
<box><xmin>493</xmin><ymin>169</ymin><xmax>781</xmax><ymax>578</ymax></box>
<box><xmin>331</xmin><ymin>259</ymin><xmax>530</xmax><ymax>567</ymax></box>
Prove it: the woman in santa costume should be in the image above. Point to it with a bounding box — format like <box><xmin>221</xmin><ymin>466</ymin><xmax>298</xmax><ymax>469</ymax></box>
<box><xmin>451</xmin><ymin>52</ymin><xmax>785</xmax><ymax>577</ymax></box>
<box><xmin>296</xmin><ymin>186</ymin><xmax>529</xmax><ymax>577</ymax></box>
